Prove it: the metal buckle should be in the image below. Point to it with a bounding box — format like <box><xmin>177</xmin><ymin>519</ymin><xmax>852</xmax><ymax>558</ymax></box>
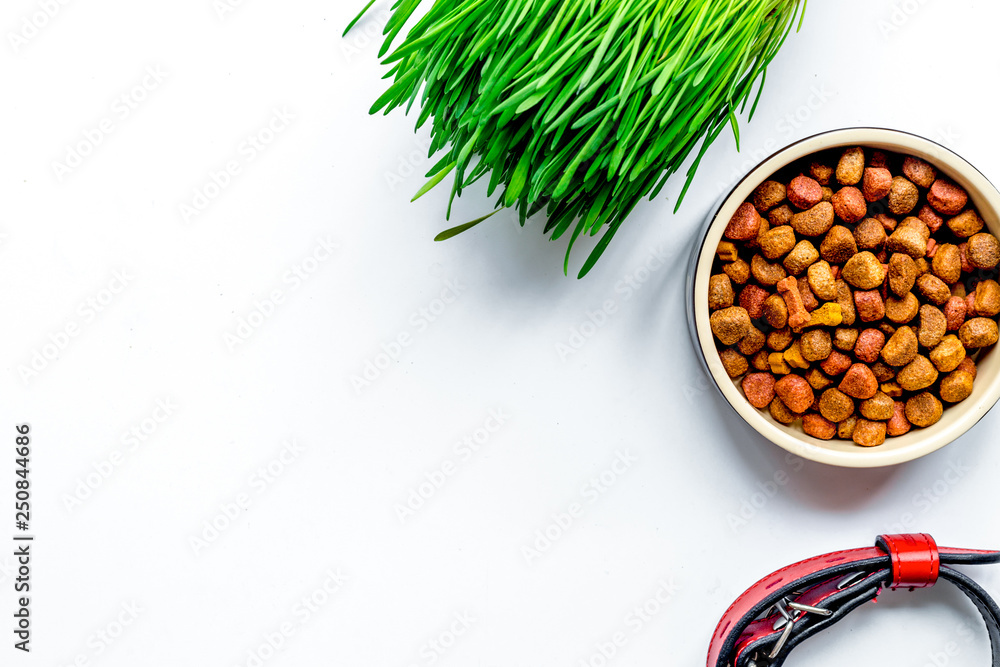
<box><xmin>748</xmin><ymin>594</ymin><xmax>834</xmax><ymax>666</ymax></box>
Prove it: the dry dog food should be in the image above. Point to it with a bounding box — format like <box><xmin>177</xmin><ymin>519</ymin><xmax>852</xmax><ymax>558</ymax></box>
<box><xmin>710</xmin><ymin>146</ymin><xmax>1000</xmax><ymax>446</ymax></box>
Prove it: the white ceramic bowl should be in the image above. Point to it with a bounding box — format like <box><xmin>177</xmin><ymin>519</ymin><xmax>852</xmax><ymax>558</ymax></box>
<box><xmin>689</xmin><ymin>128</ymin><xmax>1000</xmax><ymax>468</ymax></box>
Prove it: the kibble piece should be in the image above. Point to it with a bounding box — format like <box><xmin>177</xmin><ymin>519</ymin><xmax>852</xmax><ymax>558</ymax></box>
<box><xmin>881</xmin><ymin>325</ymin><xmax>918</xmax><ymax>367</ymax></box>
<box><xmin>820</xmin><ymin>225</ymin><xmax>858</xmax><ymax>264</ymax></box>
<box><xmin>967</xmin><ymin>232</ymin><xmax>1000</xmax><ymax>269</ymax></box>
<box><xmin>885</xmin><ymin>293</ymin><xmax>920</xmax><ymax>324</ymax></box>
<box><xmin>855</xmin><ymin>328</ymin><xmax>886</xmax><ymax>363</ymax></box>
<box><xmin>917</xmin><ymin>204</ymin><xmax>945</xmax><ymax>233</ymax></box>
<box><xmin>902</xmin><ymin>157</ymin><xmax>937</xmax><ymax>188</ymax></box>
<box><xmin>853</xmin><ymin>419</ymin><xmax>887</xmax><ymax>447</ymax></box>
<box><xmin>878</xmin><ymin>322</ymin><xmax>897</xmax><ymax>338</ymax></box>
<box><xmin>928</xmin><ymin>179</ymin><xmax>968</xmax><ymax>215</ymax></box>
<box><xmin>810</xmin><ymin>161</ymin><xmax>834</xmax><ymax>185</ymax></box>
<box><xmin>836</xmin><ymin>280</ymin><xmax>856</xmax><ymax>326</ymax></box>
<box><xmin>836</xmin><ymin>147</ymin><xmax>865</xmax><ymax>185</ymax></box>
<box><xmin>833</xmin><ymin>327</ymin><xmax>859</xmax><ymax>351</ymax></box>
<box><xmin>931</xmin><ymin>243</ymin><xmax>962</xmax><ymax>284</ymax></box>
<box><xmin>966</xmin><ymin>292</ymin><xmax>978</xmax><ymax>317</ymax></box>
<box><xmin>974</xmin><ymin>279</ymin><xmax>1000</xmax><ymax>317</ymax></box>
<box><xmin>807</xmin><ymin>261</ymin><xmax>838</xmax><ymax>300</ymax></box>
<box><xmin>783</xmin><ymin>340</ymin><xmax>809</xmax><ymax>369</ymax></box>
<box><xmin>839</xmin><ymin>363</ymin><xmax>879</xmax><ymax>400</ymax></box>
<box><xmin>797</xmin><ymin>276</ymin><xmax>819</xmax><ymax>312</ymax></box>
<box><xmin>917</xmin><ymin>305</ymin><xmax>947</xmax><ymax>349</ymax></box>
<box><xmin>762</xmin><ymin>294</ymin><xmax>789</xmax><ymax>330</ymax></box>
<box><xmin>888</xmin><ymin>176</ymin><xmax>919</xmax><ymax>215</ymax></box>
<box><xmin>820</xmin><ymin>350</ymin><xmax>853</xmax><ymax>376</ymax></box>
<box><xmin>854</xmin><ymin>290</ymin><xmax>886</xmax><ymax>322</ymax></box>
<box><xmin>887</xmin><ymin>253</ymin><xmax>917</xmax><ymax>297</ymax></box>
<box><xmin>710</xmin><ymin>307</ymin><xmax>751</xmax><ymax>345</ymax></box>
<box><xmin>753</xmin><ymin>180</ymin><xmax>787</xmax><ymax>211</ymax></box>
<box><xmin>767</xmin><ymin>327</ymin><xmax>794</xmax><ymax>352</ymax></box>
<box><xmin>854</xmin><ymin>217</ymin><xmax>887</xmax><ymax>250</ymax></box>
<box><xmin>800</xmin><ymin>329</ymin><xmax>832</xmax><ymax>362</ymax></box>
<box><xmin>952</xmin><ymin>282</ymin><xmax>968</xmax><ymax>299</ymax></box>
<box><xmin>863</xmin><ymin>167</ymin><xmax>892</xmax><ymax>202</ymax></box>
<box><xmin>760</xmin><ymin>226</ymin><xmax>797</xmax><ymax>260</ymax></box>
<box><xmin>916</xmin><ymin>273</ymin><xmax>951</xmax><ymax>306</ymax></box>
<box><xmin>740</xmin><ymin>284</ymin><xmax>770</xmax><ymax>319</ymax></box>
<box><xmin>905</xmin><ymin>392</ymin><xmax>943</xmax><ymax>428</ymax></box>
<box><xmin>802</xmin><ymin>413</ymin><xmax>837</xmax><ymax>440</ymax></box>
<box><xmin>881</xmin><ymin>382</ymin><xmax>903</xmax><ymax>398</ymax></box>
<box><xmin>769</xmin><ymin>204</ymin><xmax>794</xmax><ymax>227</ymax></box>
<box><xmin>783</xmin><ymin>240</ymin><xmax>820</xmax><ymax>275</ymax></box>
<box><xmin>777</xmin><ymin>276</ymin><xmax>810</xmax><ymax>329</ymax></box>
<box><xmin>805</xmin><ymin>368</ymin><xmax>833</xmax><ymax>390</ymax></box>
<box><xmin>723</xmin><ymin>258</ymin><xmax>750</xmax><ymax>285</ymax></box>
<box><xmin>832</xmin><ymin>187</ymin><xmax>867</xmax><ymax>224</ymax></box>
<box><xmin>959</xmin><ymin>318</ymin><xmax>1000</xmax><ymax>348</ymax></box>
<box><xmin>887</xmin><ymin>401</ymin><xmax>912</xmax><ymax>436</ymax></box>
<box><xmin>876</xmin><ymin>213</ymin><xmax>899</xmax><ymax>232</ymax></box>
<box><xmin>860</xmin><ymin>392</ymin><xmax>895</xmax><ymax>421</ymax></box>
<box><xmin>725</xmin><ymin>202</ymin><xmax>763</xmax><ymax>240</ymax></box>
<box><xmin>751</xmin><ymin>350</ymin><xmax>771</xmax><ymax>371</ymax></box>
<box><xmin>769</xmin><ymin>353</ymin><xmax>792</xmax><ymax>375</ymax></box>
<box><xmin>742</xmin><ymin>373</ymin><xmax>777</xmax><ymax>408</ymax></box>
<box><xmin>842</xmin><ymin>251</ymin><xmax>886</xmax><ymax>290</ymax></box>
<box><xmin>944</xmin><ymin>296</ymin><xmax>967</xmax><ymax>331</ymax></box>
<box><xmin>871</xmin><ymin>361</ymin><xmax>897</xmax><ymax>383</ymax></box>
<box><xmin>774</xmin><ymin>374</ymin><xmax>815</xmax><ymax>413</ymax></box>
<box><xmin>751</xmin><ymin>254</ymin><xmax>787</xmax><ymax>287</ymax></box>
<box><xmin>947</xmin><ymin>210</ymin><xmax>984</xmax><ymax>238</ymax></box>
<box><xmin>897</xmin><ymin>355</ymin><xmax>939</xmax><ymax>391</ymax></box>
<box><xmin>738</xmin><ymin>325</ymin><xmax>767</xmax><ymax>356</ymax></box>
<box><xmin>838</xmin><ymin>416</ymin><xmax>858</xmax><ymax>440</ymax></box>
<box><xmin>869</xmin><ymin>150</ymin><xmax>889</xmax><ymax>169</ymax></box>
<box><xmin>957</xmin><ymin>357</ymin><xmax>978</xmax><ymax>379</ymax></box>
<box><xmin>804</xmin><ymin>303</ymin><xmax>843</xmax><ymax>328</ymax></box>
<box><xmin>791</xmin><ymin>202</ymin><xmax>835</xmax><ymax>237</ymax></box>
<box><xmin>720</xmin><ymin>349</ymin><xmax>749</xmax><ymax>377</ymax></box>
<box><xmin>717</xmin><ymin>241</ymin><xmax>738</xmax><ymax>262</ymax></box>
<box><xmin>708</xmin><ymin>274</ymin><xmax>735</xmax><ymax>310</ymax></box>
<box><xmin>929</xmin><ymin>335</ymin><xmax>966</xmax><ymax>372</ymax></box>
<box><xmin>787</xmin><ymin>175</ymin><xmax>823</xmax><ymax>209</ymax></box>
<box><xmin>886</xmin><ymin>224</ymin><xmax>927</xmax><ymax>258</ymax></box>
<box><xmin>750</xmin><ymin>216</ymin><xmax>770</xmax><ymax>250</ymax></box>
<box><xmin>770</xmin><ymin>397</ymin><xmax>799</xmax><ymax>424</ymax></box>
<box><xmin>940</xmin><ymin>370</ymin><xmax>975</xmax><ymax>404</ymax></box>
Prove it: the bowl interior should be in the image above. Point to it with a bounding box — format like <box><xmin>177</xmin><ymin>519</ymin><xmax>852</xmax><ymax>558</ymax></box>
<box><xmin>693</xmin><ymin>128</ymin><xmax>1000</xmax><ymax>468</ymax></box>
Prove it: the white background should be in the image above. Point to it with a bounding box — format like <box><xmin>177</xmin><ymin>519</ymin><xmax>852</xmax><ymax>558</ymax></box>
<box><xmin>3</xmin><ymin>0</ymin><xmax>1000</xmax><ymax>665</ymax></box>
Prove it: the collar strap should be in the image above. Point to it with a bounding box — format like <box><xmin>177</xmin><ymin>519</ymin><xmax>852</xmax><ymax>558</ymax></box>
<box><xmin>708</xmin><ymin>534</ymin><xmax>1000</xmax><ymax>667</ymax></box>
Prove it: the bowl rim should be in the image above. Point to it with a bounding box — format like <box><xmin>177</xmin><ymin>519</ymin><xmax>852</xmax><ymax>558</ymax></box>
<box><xmin>692</xmin><ymin>126</ymin><xmax>1000</xmax><ymax>468</ymax></box>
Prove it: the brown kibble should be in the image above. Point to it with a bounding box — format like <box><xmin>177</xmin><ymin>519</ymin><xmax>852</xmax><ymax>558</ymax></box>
<box><xmin>885</xmin><ymin>293</ymin><xmax>920</xmax><ymax>324</ymax></box>
<box><xmin>807</xmin><ymin>260</ymin><xmax>838</xmax><ymax>301</ymax></box>
<box><xmin>719</xmin><ymin>348</ymin><xmax>749</xmax><ymax>377</ymax></box>
<box><xmin>876</xmin><ymin>213</ymin><xmax>899</xmax><ymax>233</ymax></box>
<box><xmin>842</xmin><ymin>251</ymin><xmax>886</xmax><ymax>290</ymax></box>
<box><xmin>739</xmin><ymin>284</ymin><xmax>769</xmax><ymax>319</ymax></box>
<box><xmin>881</xmin><ymin>382</ymin><xmax>903</xmax><ymax>398</ymax></box>
<box><xmin>717</xmin><ymin>241</ymin><xmax>738</xmax><ymax>262</ymax></box>
<box><xmin>762</xmin><ymin>294</ymin><xmax>789</xmax><ymax>330</ymax></box>
<box><xmin>854</xmin><ymin>290</ymin><xmax>886</xmax><ymax>322</ymax></box>
<box><xmin>853</xmin><ymin>419</ymin><xmax>887</xmax><ymax>447</ymax></box>
<box><xmin>832</xmin><ymin>187</ymin><xmax>867</xmax><ymax>224</ymax></box>
<box><xmin>787</xmin><ymin>175</ymin><xmax>823</xmax><ymax>210</ymax></box>
<box><xmin>839</xmin><ymin>363</ymin><xmax>879</xmax><ymax>399</ymax></box>
<box><xmin>810</xmin><ymin>161</ymin><xmax>834</xmax><ymax>186</ymax></box>
<box><xmin>967</xmin><ymin>233</ymin><xmax>1000</xmax><ymax>269</ymax></box>
<box><xmin>836</xmin><ymin>280</ymin><xmax>856</xmax><ymax>326</ymax></box>
<box><xmin>768</xmin><ymin>204</ymin><xmax>794</xmax><ymax>227</ymax></box>
<box><xmin>821</xmin><ymin>187</ymin><xmax>833</xmax><ymax>202</ymax></box>
<box><xmin>888</xmin><ymin>176</ymin><xmax>919</xmax><ymax>215</ymax></box>
<box><xmin>753</xmin><ymin>180</ymin><xmax>787</xmax><ymax>212</ymax></box>
<box><xmin>871</xmin><ymin>361</ymin><xmax>897</xmax><ymax>383</ymax></box>
<box><xmin>854</xmin><ymin>217</ymin><xmax>887</xmax><ymax>250</ymax></box>
<box><xmin>860</xmin><ymin>392</ymin><xmax>895</xmax><ymax>421</ymax></box>
<box><xmin>725</xmin><ymin>202</ymin><xmax>763</xmax><ymax>240</ymax></box>
<box><xmin>723</xmin><ymin>258</ymin><xmax>750</xmax><ymax>285</ymax></box>
<box><xmin>820</xmin><ymin>225</ymin><xmax>858</xmax><ymax>264</ymax></box>
<box><xmin>820</xmin><ymin>350</ymin><xmax>853</xmax><ymax>376</ymax></box>
<box><xmin>797</xmin><ymin>277</ymin><xmax>819</xmax><ymax>312</ymax></box>
<box><xmin>783</xmin><ymin>240</ymin><xmax>820</xmax><ymax>276</ymax></box>
<box><xmin>886</xmin><ymin>224</ymin><xmax>927</xmax><ymax>258</ymax></box>
<box><xmin>791</xmin><ymin>202</ymin><xmax>835</xmax><ymax>237</ymax></box>
<box><xmin>751</xmin><ymin>350</ymin><xmax>771</xmax><ymax>371</ymax></box>
<box><xmin>710</xmin><ymin>306</ymin><xmax>751</xmax><ymax>345</ymax></box>
<box><xmin>897</xmin><ymin>355</ymin><xmax>939</xmax><ymax>392</ymax></box>
<box><xmin>887</xmin><ymin>253</ymin><xmax>917</xmax><ymax>297</ymax></box>
<box><xmin>708</xmin><ymin>274</ymin><xmax>734</xmax><ymax>310</ymax></box>
<box><xmin>929</xmin><ymin>334</ymin><xmax>965</xmax><ymax>372</ymax></box>
<box><xmin>905</xmin><ymin>392</ymin><xmax>943</xmax><ymax>428</ymax></box>
<box><xmin>944</xmin><ymin>296</ymin><xmax>967</xmax><ymax>331</ymax></box>
<box><xmin>887</xmin><ymin>401</ymin><xmax>912</xmax><ymax>436</ymax></box>
<box><xmin>833</xmin><ymin>327</ymin><xmax>859</xmax><ymax>351</ymax></box>
<box><xmin>805</xmin><ymin>368</ymin><xmax>833</xmax><ymax>390</ymax></box>
<box><xmin>928</xmin><ymin>179</ymin><xmax>968</xmax><ymax>215</ymax></box>
<box><xmin>966</xmin><ymin>292</ymin><xmax>977</xmax><ymax>318</ymax></box>
<box><xmin>931</xmin><ymin>243</ymin><xmax>962</xmax><ymax>284</ymax></box>
<box><xmin>769</xmin><ymin>353</ymin><xmax>792</xmax><ymax>375</ymax></box>
<box><xmin>741</xmin><ymin>372</ymin><xmax>777</xmax><ymax>409</ymax></box>
<box><xmin>855</xmin><ymin>328</ymin><xmax>886</xmax><ymax>364</ymax></box>
<box><xmin>777</xmin><ymin>276</ymin><xmax>810</xmax><ymax>329</ymax></box>
<box><xmin>769</xmin><ymin>397</ymin><xmax>799</xmax><ymax>424</ymax></box>
<box><xmin>819</xmin><ymin>388</ymin><xmax>855</xmax><ymax>428</ymax></box>
<box><xmin>869</xmin><ymin>151</ymin><xmax>889</xmax><ymax>169</ymax></box>
<box><xmin>802</xmin><ymin>413</ymin><xmax>837</xmax><ymax>440</ymax></box>
<box><xmin>879</xmin><ymin>322</ymin><xmax>897</xmax><ymax>338</ymax></box>
<box><xmin>940</xmin><ymin>370</ymin><xmax>975</xmax><ymax>404</ymax></box>
<box><xmin>751</xmin><ymin>254</ymin><xmax>787</xmax><ymax>287</ymax></box>
<box><xmin>836</xmin><ymin>147</ymin><xmax>865</xmax><ymax>185</ymax></box>
<box><xmin>957</xmin><ymin>357</ymin><xmax>978</xmax><ymax>380</ymax></box>
<box><xmin>800</xmin><ymin>329</ymin><xmax>832</xmax><ymax>362</ymax></box>
<box><xmin>774</xmin><ymin>374</ymin><xmax>814</xmax><ymax>413</ymax></box>
<box><xmin>749</xmin><ymin>216</ymin><xmax>770</xmax><ymax>250</ymax></box>
<box><xmin>738</xmin><ymin>325</ymin><xmax>767</xmax><ymax>356</ymax></box>
<box><xmin>917</xmin><ymin>305</ymin><xmax>947</xmax><ymax>349</ymax></box>
<box><xmin>760</xmin><ymin>225</ymin><xmax>797</xmax><ymax>260</ymax></box>
<box><xmin>917</xmin><ymin>204</ymin><xmax>945</xmax><ymax>233</ymax></box>
<box><xmin>959</xmin><ymin>318</ymin><xmax>1000</xmax><ymax>348</ymax></box>
<box><xmin>952</xmin><ymin>282</ymin><xmax>967</xmax><ymax>299</ymax></box>
<box><xmin>863</xmin><ymin>167</ymin><xmax>892</xmax><ymax>202</ymax></box>
<box><xmin>902</xmin><ymin>157</ymin><xmax>937</xmax><ymax>188</ymax></box>
<box><xmin>838</xmin><ymin>416</ymin><xmax>858</xmax><ymax>440</ymax></box>
<box><xmin>767</xmin><ymin>327</ymin><xmax>794</xmax><ymax>352</ymax></box>
<box><xmin>881</xmin><ymin>325</ymin><xmax>919</xmax><ymax>367</ymax></box>
<box><xmin>974</xmin><ymin>279</ymin><xmax>1000</xmax><ymax>317</ymax></box>
<box><xmin>916</xmin><ymin>273</ymin><xmax>951</xmax><ymax>305</ymax></box>
<box><xmin>947</xmin><ymin>210</ymin><xmax>984</xmax><ymax>238</ymax></box>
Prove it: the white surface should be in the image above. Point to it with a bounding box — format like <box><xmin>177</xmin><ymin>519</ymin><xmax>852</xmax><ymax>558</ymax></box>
<box><xmin>2</xmin><ymin>0</ymin><xmax>1000</xmax><ymax>665</ymax></box>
